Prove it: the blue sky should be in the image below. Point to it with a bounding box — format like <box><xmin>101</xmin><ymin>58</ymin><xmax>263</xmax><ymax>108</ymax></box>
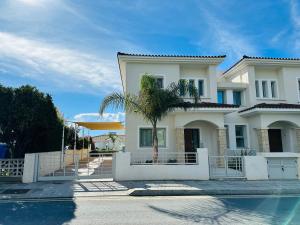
<box><xmin>0</xmin><ymin>0</ymin><xmax>300</xmax><ymax>134</ymax></box>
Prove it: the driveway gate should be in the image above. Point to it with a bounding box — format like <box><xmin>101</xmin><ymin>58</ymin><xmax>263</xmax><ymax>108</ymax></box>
<box><xmin>209</xmin><ymin>156</ymin><xmax>245</xmax><ymax>179</ymax></box>
<box><xmin>37</xmin><ymin>152</ymin><xmax>113</xmax><ymax>181</ymax></box>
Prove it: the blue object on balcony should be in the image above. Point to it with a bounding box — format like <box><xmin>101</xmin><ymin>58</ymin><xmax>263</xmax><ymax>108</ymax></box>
<box><xmin>0</xmin><ymin>143</ymin><xmax>8</xmax><ymax>159</ymax></box>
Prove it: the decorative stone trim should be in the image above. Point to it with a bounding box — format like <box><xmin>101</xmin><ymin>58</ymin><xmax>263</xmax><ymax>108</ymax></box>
<box><xmin>295</xmin><ymin>129</ymin><xmax>300</xmax><ymax>153</ymax></box>
<box><xmin>217</xmin><ymin>128</ymin><xmax>227</xmax><ymax>156</ymax></box>
<box><xmin>256</xmin><ymin>129</ymin><xmax>270</xmax><ymax>152</ymax></box>
<box><xmin>175</xmin><ymin>128</ymin><xmax>185</xmax><ymax>153</ymax></box>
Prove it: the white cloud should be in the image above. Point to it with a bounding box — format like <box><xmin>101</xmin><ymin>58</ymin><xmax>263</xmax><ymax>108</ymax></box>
<box><xmin>74</xmin><ymin>112</ymin><xmax>125</xmax><ymax>122</ymax></box>
<box><xmin>290</xmin><ymin>0</ymin><xmax>300</xmax><ymax>50</ymax></box>
<box><xmin>195</xmin><ymin>4</ymin><xmax>258</xmax><ymax>59</ymax></box>
<box><xmin>206</xmin><ymin>15</ymin><xmax>257</xmax><ymax>59</ymax></box>
<box><xmin>16</xmin><ymin>0</ymin><xmax>42</xmax><ymax>6</ymax></box>
<box><xmin>0</xmin><ymin>32</ymin><xmax>121</xmax><ymax>94</ymax></box>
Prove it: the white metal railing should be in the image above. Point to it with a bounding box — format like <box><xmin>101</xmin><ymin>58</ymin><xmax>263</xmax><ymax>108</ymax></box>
<box><xmin>0</xmin><ymin>159</ymin><xmax>24</xmax><ymax>177</ymax></box>
<box><xmin>130</xmin><ymin>152</ymin><xmax>198</xmax><ymax>165</ymax></box>
<box><xmin>226</xmin><ymin>148</ymin><xmax>256</xmax><ymax>156</ymax></box>
<box><xmin>38</xmin><ymin>152</ymin><xmax>113</xmax><ymax>180</ymax></box>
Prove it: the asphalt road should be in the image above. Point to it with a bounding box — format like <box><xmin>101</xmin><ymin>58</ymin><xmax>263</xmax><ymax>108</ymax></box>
<box><xmin>0</xmin><ymin>195</ymin><xmax>300</xmax><ymax>225</ymax></box>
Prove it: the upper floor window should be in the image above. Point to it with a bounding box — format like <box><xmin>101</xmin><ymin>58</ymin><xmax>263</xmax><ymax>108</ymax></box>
<box><xmin>198</xmin><ymin>80</ymin><xmax>204</xmax><ymax>97</ymax></box>
<box><xmin>188</xmin><ymin>79</ymin><xmax>195</xmax><ymax>97</ymax></box>
<box><xmin>233</xmin><ymin>91</ymin><xmax>242</xmax><ymax>106</ymax></box>
<box><xmin>255</xmin><ymin>80</ymin><xmax>260</xmax><ymax>98</ymax></box>
<box><xmin>179</xmin><ymin>78</ymin><xmax>205</xmax><ymax>97</ymax></box>
<box><xmin>298</xmin><ymin>78</ymin><xmax>300</xmax><ymax>101</ymax></box>
<box><xmin>217</xmin><ymin>90</ymin><xmax>225</xmax><ymax>104</ymax></box>
<box><xmin>262</xmin><ymin>81</ymin><xmax>268</xmax><ymax>98</ymax></box>
<box><xmin>270</xmin><ymin>81</ymin><xmax>277</xmax><ymax>98</ymax></box>
<box><xmin>255</xmin><ymin>80</ymin><xmax>278</xmax><ymax>99</ymax></box>
<box><xmin>155</xmin><ymin>77</ymin><xmax>164</xmax><ymax>89</ymax></box>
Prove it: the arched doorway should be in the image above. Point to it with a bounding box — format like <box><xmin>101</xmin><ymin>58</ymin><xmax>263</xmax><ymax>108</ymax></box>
<box><xmin>267</xmin><ymin>121</ymin><xmax>299</xmax><ymax>153</ymax></box>
<box><xmin>184</xmin><ymin>120</ymin><xmax>219</xmax><ymax>156</ymax></box>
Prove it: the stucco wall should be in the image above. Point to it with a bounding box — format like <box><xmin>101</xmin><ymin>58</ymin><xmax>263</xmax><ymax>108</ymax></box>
<box><xmin>113</xmin><ymin>148</ymin><xmax>209</xmax><ymax>181</ymax></box>
<box><xmin>244</xmin><ymin>156</ymin><xmax>268</xmax><ymax>180</ymax></box>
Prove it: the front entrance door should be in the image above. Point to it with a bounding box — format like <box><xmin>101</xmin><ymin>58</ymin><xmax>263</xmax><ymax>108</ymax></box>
<box><xmin>268</xmin><ymin>129</ymin><xmax>283</xmax><ymax>152</ymax></box>
<box><xmin>184</xmin><ymin>129</ymin><xmax>199</xmax><ymax>163</ymax></box>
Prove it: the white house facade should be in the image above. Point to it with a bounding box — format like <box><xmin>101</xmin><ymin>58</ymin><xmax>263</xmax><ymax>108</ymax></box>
<box><xmin>117</xmin><ymin>53</ymin><xmax>300</xmax><ymax>180</ymax></box>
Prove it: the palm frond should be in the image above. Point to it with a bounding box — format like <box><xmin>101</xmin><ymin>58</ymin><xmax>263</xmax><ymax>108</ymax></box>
<box><xmin>99</xmin><ymin>92</ymin><xmax>142</xmax><ymax>116</ymax></box>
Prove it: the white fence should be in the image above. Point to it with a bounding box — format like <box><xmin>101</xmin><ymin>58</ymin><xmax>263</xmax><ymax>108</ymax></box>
<box><xmin>131</xmin><ymin>152</ymin><xmax>198</xmax><ymax>165</ymax></box>
<box><xmin>113</xmin><ymin>148</ymin><xmax>209</xmax><ymax>181</ymax></box>
<box><xmin>209</xmin><ymin>156</ymin><xmax>245</xmax><ymax>178</ymax></box>
<box><xmin>0</xmin><ymin>159</ymin><xmax>24</xmax><ymax>178</ymax></box>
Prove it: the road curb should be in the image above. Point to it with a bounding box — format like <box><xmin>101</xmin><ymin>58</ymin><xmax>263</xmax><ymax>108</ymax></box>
<box><xmin>129</xmin><ymin>189</ymin><xmax>300</xmax><ymax>196</ymax></box>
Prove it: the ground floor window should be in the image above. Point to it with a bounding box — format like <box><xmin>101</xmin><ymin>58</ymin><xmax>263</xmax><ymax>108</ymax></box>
<box><xmin>139</xmin><ymin>127</ymin><xmax>166</xmax><ymax>148</ymax></box>
<box><xmin>224</xmin><ymin>125</ymin><xmax>229</xmax><ymax>148</ymax></box>
<box><xmin>235</xmin><ymin>125</ymin><xmax>246</xmax><ymax>148</ymax></box>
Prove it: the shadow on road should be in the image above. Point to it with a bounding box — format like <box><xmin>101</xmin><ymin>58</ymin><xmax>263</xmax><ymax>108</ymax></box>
<box><xmin>148</xmin><ymin>196</ymin><xmax>300</xmax><ymax>225</ymax></box>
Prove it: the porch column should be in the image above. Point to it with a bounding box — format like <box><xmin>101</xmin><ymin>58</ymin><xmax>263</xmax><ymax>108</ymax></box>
<box><xmin>256</xmin><ymin>129</ymin><xmax>270</xmax><ymax>152</ymax></box>
<box><xmin>175</xmin><ymin>127</ymin><xmax>185</xmax><ymax>153</ymax></box>
<box><xmin>217</xmin><ymin>128</ymin><xmax>227</xmax><ymax>156</ymax></box>
<box><xmin>295</xmin><ymin>129</ymin><xmax>300</xmax><ymax>153</ymax></box>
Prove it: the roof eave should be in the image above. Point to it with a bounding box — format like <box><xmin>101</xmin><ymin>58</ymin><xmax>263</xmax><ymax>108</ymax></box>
<box><xmin>239</xmin><ymin>108</ymin><xmax>300</xmax><ymax>116</ymax></box>
<box><xmin>117</xmin><ymin>53</ymin><xmax>226</xmax><ymax>65</ymax></box>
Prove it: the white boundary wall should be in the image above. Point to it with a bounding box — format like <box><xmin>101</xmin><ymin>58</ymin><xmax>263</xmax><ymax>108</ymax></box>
<box><xmin>113</xmin><ymin>148</ymin><xmax>209</xmax><ymax>181</ymax></box>
<box><xmin>22</xmin><ymin>151</ymin><xmax>61</xmax><ymax>183</ymax></box>
<box><xmin>244</xmin><ymin>156</ymin><xmax>268</xmax><ymax>180</ymax></box>
<box><xmin>244</xmin><ymin>153</ymin><xmax>300</xmax><ymax>180</ymax></box>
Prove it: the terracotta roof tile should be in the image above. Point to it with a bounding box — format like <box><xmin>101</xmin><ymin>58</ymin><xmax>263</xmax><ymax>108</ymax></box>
<box><xmin>223</xmin><ymin>55</ymin><xmax>300</xmax><ymax>75</ymax></box>
<box><xmin>117</xmin><ymin>52</ymin><xmax>226</xmax><ymax>59</ymax></box>
<box><xmin>239</xmin><ymin>103</ymin><xmax>300</xmax><ymax>113</ymax></box>
<box><xmin>173</xmin><ymin>101</ymin><xmax>239</xmax><ymax>108</ymax></box>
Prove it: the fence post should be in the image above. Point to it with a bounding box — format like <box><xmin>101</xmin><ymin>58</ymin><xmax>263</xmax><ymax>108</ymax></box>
<box><xmin>22</xmin><ymin>153</ymin><xmax>39</xmax><ymax>183</ymax></box>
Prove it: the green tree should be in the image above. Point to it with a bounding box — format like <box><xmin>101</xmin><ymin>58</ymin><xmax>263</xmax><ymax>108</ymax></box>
<box><xmin>99</xmin><ymin>74</ymin><xmax>198</xmax><ymax>161</ymax></box>
<box><xmin>0</xmin><ymin>85</ymin><xmax>63</xmax><ymax>158</ymax></box>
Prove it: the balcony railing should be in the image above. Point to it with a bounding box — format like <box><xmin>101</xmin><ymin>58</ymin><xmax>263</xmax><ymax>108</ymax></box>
<box><xmin>226</xmin><ymin>148</ymin><xmax>256</xmax><ymax>156</ymax></box>
<box><xmin>130</xmin><ymin>152</ymin><xmax>198</xmax><ymax>165</ymax></box>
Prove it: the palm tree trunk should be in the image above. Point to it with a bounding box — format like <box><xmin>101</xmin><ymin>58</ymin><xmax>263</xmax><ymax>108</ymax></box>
<box><xmin>152</xmin><ymin>121</ymin><xmax>158</xmax><ymax>162</ymax></box>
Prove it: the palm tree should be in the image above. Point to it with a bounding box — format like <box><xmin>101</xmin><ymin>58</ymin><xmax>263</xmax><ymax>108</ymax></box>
<box><xmin>99</xmin><ymin>74</ymin><xmax>198</xmax><ymax>161</ymax></box>
<box><xmin>106</xmin><ymin>133</ymin><xmax>118</xmax><ymax>150</ymax></box>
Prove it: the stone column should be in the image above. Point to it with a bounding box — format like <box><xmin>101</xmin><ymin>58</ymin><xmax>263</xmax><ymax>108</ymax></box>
<box><xmin>175</xmin><ymin>127</ymin><xmax>185</xmax><ymax>153</ymax></box>
<box><xmin>256</xmin><ymin>129</ymin><xmax>270</xmax><ymax>152</ymax></box>
<box><xmin>295</xmin><ymin>129</ymin><xmax>300</xmax><ymax>153</ymax></box>
<box><xmin>175</xmin><ymin>127</ymin><xmax>185</xmax><ymax>163</ymax></box>
<box><xmin>217</xmin><ymin>128</ymin><xmax>227</xmax><ymax>156</ymax></box>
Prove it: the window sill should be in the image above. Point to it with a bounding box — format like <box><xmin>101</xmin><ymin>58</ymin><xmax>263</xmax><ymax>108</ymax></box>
<box><xmin>256</xmin><ymin>98</ymin><xmax>285</xmax><ymax>101</ymax></box>
<box><xmin>138</xmin><ymin>147</ymin><xmax>168</xmax><ymax>150</ymax></box>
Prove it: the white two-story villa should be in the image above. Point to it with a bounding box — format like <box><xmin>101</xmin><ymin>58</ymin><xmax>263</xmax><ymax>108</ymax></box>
<box><xmin>117</xmin><ymin>52</ymin><xmax>300</xmax><ymax>179</ymax></box>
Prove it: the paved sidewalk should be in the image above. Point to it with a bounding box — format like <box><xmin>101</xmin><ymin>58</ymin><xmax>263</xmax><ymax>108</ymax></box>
<box><xmin>1</xmin><ymin>180</ymin><xmax>300</xmax><ymax>199</ymax></box>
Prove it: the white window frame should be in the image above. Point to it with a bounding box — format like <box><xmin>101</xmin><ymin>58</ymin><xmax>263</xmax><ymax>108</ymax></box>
<box><xmin>137</xmin><ymin>126</ymin><xmax>168</xmax><ymax>150</ymax></box>
<box><xmin>297</xmin><ymin>77</ymin><xmax>300</xmax><ymax>102</ymax></box>
<box><xmin>232</xmin><ymin>90</ymin><xmax>245</xmax><ymax>106</ymax></box>
<box><xmin>224</xmin><ymin>124</ymin><xmax>229</xmax><ymax>148</ymax></box>
<box><xmin>255</xmin><ymin>79</ymin><xmax>279</xmax><ymax>99</ymax></box>
<box><xmin>179</xmin><ymin>77</ymin><xmax>207</xmax><ymax>98</ymax></box>
<box><xmin>234</xmin><ymin>124</ymin><xmax>249</xmax><ymax>150</ymax></box>
<box><xmin>139</xmin><ymin>74</ymin><xmax>166</xmax><ymax>89</ymax></box>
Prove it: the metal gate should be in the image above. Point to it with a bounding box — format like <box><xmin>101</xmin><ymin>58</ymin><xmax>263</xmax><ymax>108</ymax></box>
<box><xmin>37</xmin><ymin>152</ymin><xmax>113</xmax><ymax>181</ymax></box>
<box><xmin>209</xmin><ymin>156</ymin><xmax>245</xmax><ymax>179</ymax></box>
<box><xmin>267</xmin><ymin>158</ymin><xmax>298</xmax><ymax>180</ymax></box>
